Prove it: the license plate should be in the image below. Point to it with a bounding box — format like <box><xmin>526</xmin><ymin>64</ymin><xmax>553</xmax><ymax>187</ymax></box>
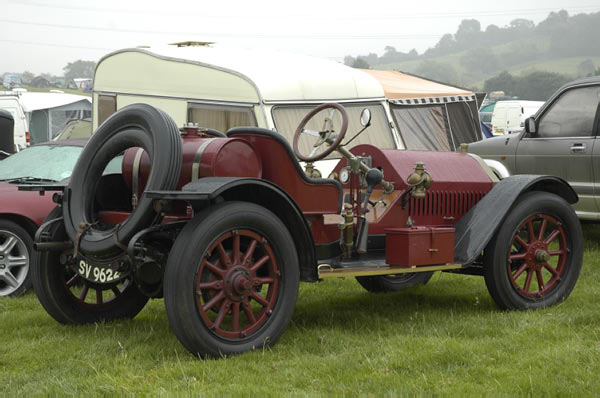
<box><xmin>78</xmin><ymin>259</ymin><xmax>122</xmax><ymax>283</ymax></box>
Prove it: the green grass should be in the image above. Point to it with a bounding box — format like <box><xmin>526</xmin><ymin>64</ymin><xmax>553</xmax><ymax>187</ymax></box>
<box><xmin>2</xmin><ymin>225</ymin><xmax>600</xmax><ymax>395</ymax></box>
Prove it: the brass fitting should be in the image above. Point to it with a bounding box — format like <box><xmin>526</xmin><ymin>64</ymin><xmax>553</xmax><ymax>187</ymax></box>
<box><xmin>338</xmin><ymin>203</ymin><xmax>354</xmax><ymax>258</ymax></box>
<box><xmin>406</xmin><ymin>162</ymin><xmax>433</xmax><ymax>198</ymax></box>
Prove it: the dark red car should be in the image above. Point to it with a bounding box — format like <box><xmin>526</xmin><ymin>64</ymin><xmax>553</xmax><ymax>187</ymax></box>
<box><xmin>0</xmin><ymin>141</ymin><xmax>87</xmax><ymax>296</ymax></box>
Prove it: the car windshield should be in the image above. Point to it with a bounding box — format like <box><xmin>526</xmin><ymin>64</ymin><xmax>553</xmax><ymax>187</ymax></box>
<box><xmin>0</xmin><ymin>145</ymin><xmax>82</xmax><ymax>182</ymax></box>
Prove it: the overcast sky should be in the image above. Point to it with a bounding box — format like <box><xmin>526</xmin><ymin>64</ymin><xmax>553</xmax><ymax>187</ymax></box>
<box><xmin>2</xmin><ymin>0</ymin><xmax>600</xmax><ymax>75</ymax></box>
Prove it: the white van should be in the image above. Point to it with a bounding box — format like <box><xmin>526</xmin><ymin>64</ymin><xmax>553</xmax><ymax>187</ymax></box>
<box><xmin>0</xmin><ymin>93</ymin><xmax>28</xmax><ymax>151</ymax></box>
<box><xmin>491</xmin><ymin>100</ymin><xmax>544</xmax><ymax>135</ymax></box>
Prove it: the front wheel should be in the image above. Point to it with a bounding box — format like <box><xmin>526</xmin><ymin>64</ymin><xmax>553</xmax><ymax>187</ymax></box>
<box><xmin>483</xmin><ymin>191</ymin><xmax>583</xmax><ymax>310</ymax></box>
<box><xmin>31</xmin><ymin>207</ymin><xmax>149</xmax><ymax>324</ymax></box>
<box><xmin>164</xmin><ymin>202</ymin><xmax>299</xmax><ymax>358</ymax></box>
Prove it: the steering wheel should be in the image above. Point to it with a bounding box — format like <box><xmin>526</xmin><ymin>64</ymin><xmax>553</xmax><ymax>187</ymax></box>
<box><xmin>293</xmin><ymin>103</ymin><xmax>348</xmax><ymax>162</ymax></box>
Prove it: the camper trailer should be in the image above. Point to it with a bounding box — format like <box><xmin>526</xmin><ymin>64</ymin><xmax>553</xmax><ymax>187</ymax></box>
<box><xmin>93</xmin><ymin>44</ymin><xmax>482</xmax><ymax>175</ymax></box>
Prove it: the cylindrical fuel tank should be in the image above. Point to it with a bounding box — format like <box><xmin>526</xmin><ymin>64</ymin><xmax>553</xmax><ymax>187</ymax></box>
<box><xmin>122</xmin><ymin>136</ymin><xmax>262</xmax><ymax>194</ymax></box>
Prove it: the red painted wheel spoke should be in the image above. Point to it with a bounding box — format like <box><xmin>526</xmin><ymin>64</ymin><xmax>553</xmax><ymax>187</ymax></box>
<box><xmin>535</xmin><ymin>269</ymin><xmax>545</xmax><ymax>292</ymax></box>
<box><xmin>243</xmin><ymin>300</ymin><xmax>257</xmax><ymax>324</ymax></box>
<box><xmin>231</xmin><ymin>302</ymin><xmax>241</xmax><ymax>332</ymax></box>
<box><xmin>66</xmin><ymin>274</ymin><xmax>79</xmax><ymax>288</ymax></box>
<box><xmin>250</xmin><ymin>255</ymin><xmax>269</xmax><ymax>273</ymax></box>
<box><xmin>203</xmin><ymin>260</ymin><xmax>225</xmax><ymax>277</ymax></box>
<box><xmin>538</xmin><ymin>218</ymin><xmax>548</xmax><ymax>240</ymax></box>
<box><xmin>79</xmin><ymin>284</ymin><xmax>89</xmax><ymax>301</ymax></box>
<box><xmin>217</xmin><ymin>243</ymin><xmax>232</xmax><ymax>268</ymax></box>
<box><xmin>197</xmin><ymin>280</ymin><xmax>222</xmax><ymax>290</ymax></box>
<box><xmin>202</xmin><ymin>290</ymin><xmax>225</xmax><ymax>312</ymax></box>
<box><xmin>524</xmin><ymin>270</ymin><xmax>533</xmax><ymax>292</ymax></box>
<box><xmin>509</xmin><ymin>252</ymin><xmax>527</xmax><ymax>261</ymax></box>
<box><xmin>543</xmin><ymin>262</ymin><xmax>560</xmax><ymax>277</ymax></box>
<box><xmin>242</xmin><ymin>240</ymin><xmax>257</xmax><ymax>265</ymax></box>
<box><xmin>527</xmin><ymin>220</ymin><xmax>536</xmax><ymax>243</ymax></box>
<box><xmin>212</xmin><ymin>300</ymin><xmax>230</xmax><ymax>330</ymax></box>
<box><xmin>250</xmin><ymin>291</ymin><xmax>270</xmax><ymax>307</ymax></box>
<box><xmin>511</xmin><ymin>263</ymin><xmax>529</xmax><ymax>281</ymax></box>
<box><xmin>548</xmin><ymin>250</ymin><xmax>565</xmax><ymax>257</ymax></box>
<box><xmin>544</xmin><ymin>229</ymin><xmax>560</xmax><ymax>245</ymax></box>
<box><xmin>253</xmin><ymin>277</ymin><xmax>274</xmax><ymax>285</ymax></box>
<box><xmin>96</xmin><ymin>289</ymin><xmax>103</xmax><ymax>304</ymax></box>
<box><xmin>233</xmin><ymin>232</ymin><xmax>241</xmax><ymax>264</ymax></box>
<box><xmin>514</xmin><ymin>234</ymin><xmax>529</xmax><ymax>249</ymax></box>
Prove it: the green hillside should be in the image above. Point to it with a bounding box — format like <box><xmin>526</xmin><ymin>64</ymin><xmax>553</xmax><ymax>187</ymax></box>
<box><xmin>374</xmin><ymin>36</ymin><xmax>599</xmax><ymax>89</ymax></box>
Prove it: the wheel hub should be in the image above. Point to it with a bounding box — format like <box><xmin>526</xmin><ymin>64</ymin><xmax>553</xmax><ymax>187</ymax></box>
<box><xmin>224</xmin><ymin>266</ymin><xmax>252</xmax><ymax>301</ymax></box>
<box><xmin>535</xmin><ymin>249</ymin><xmax>550</xmax><ymax>263</ymax></box>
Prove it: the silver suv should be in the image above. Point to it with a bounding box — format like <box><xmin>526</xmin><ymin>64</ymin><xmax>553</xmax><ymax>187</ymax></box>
<box><xmin>468</xmin><ymin>76</ymin><xmax>600</xmax><ymax>220</ymax></box>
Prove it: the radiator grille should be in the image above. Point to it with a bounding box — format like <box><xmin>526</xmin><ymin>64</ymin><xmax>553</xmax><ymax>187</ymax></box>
<box><xmin>408</xmin><ymin>191</ymin><xmax>486</xmax><ymax>217</ymax></box>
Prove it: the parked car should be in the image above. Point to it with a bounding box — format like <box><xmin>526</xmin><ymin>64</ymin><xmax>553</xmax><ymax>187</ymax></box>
<box><xmin>0</xmin><ymin>93</ymin><xmax>28</xmax><ymax>150</ymax></box>
<box><xmin>0</xmin><ymin>140</ymin><xmax>87</xmax><ymax>296</ymax></box>
<box><xmin>491</xmin><ymin>100</ymin><xmax>544</xmax><ymax>135</ymax></box>
<box><xmin>468</xmin><ymin>76</ymin><xmax>600</xmax><ymax>220</ymax></box>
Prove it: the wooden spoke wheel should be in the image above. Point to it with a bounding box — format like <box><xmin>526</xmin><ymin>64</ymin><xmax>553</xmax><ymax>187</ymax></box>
<box><xmin>164</xmin><ymin>201</ymin><xmax>299</xmax><ymax>358</ymax></box>
<box><xmin>484</xmin><ymin>192</ymin><xmax>583</xmax><ymax>310</ymax></box>
<box><xmin>31</xmin><ymin>207</ymin><xmax>148</xmax><ymax>324</ymax></box>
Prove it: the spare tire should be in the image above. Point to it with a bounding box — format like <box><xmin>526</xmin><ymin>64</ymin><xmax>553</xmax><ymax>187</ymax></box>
<box><xmin>63</xmin><ymin>104</ymin><xmax>182</xmax><ymax>259</ymax></box>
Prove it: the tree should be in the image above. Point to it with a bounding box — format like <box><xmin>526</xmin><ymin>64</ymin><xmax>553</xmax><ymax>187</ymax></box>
<box><xmin>484</xmin><ymin>71</ymin><xmax>517</xmax><ymax>95</ymax></box>
<box><xmin>351</xmin><ymin>57</ymin><xmax>370</xmax><ymax>69</ymax></box>
<box><xmin>63</xmin><ymin>60</ymin><xmax>96</xmax><ymax>81</ymax></box>
<box><xmin>343</xmin><ymin>56</ymin><xmax>356</xmax><ymax>67</ymax></box>
<box><xmin>455</xmin><ymin>19</ymin><xmax>482</xmax><ymax>48</ymax></box>
<box><xmin>578</xmin><ymin>59</ymin><xmax>596</xmax><ymax>77</ymax></box>
<box><xmin>20</xmin><ymin>71</ymin><xmax>35</xmax><ymax>84</ymax></box>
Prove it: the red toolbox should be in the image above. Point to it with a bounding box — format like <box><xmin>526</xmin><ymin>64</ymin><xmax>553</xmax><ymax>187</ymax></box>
<box><xmin>384</xmin><ymin>227</ymin><xmax>455</xmax><ymax>267</ymax></box>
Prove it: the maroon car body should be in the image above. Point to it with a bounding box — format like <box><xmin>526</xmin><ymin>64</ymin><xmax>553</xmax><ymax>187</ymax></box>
<box><xmin>0</xmin><ymin>140</ymin><xmax>86</xmax><ymax>296</ymax></box>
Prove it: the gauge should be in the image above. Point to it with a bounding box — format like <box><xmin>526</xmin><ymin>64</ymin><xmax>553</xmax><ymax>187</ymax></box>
<box><xmin>339</xmin><ymin>168</ymin><xmax>351</xmax><ymax>184</ymax></box>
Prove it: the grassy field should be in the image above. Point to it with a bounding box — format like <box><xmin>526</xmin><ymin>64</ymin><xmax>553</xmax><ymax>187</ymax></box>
<box><xmin>1</xmin><ymin>225</ymin><xmax>600</xmax><ymax>395</ymax></box>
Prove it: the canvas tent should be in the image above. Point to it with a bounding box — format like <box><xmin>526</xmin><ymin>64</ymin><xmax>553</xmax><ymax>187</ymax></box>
<box><xmin>362</xmin><ymin>70</ymin><xmax>481</xmax><ymax>151</ymax></box>
<box><xmin>19</xmin><ymin>92</ymin><xmax>91</xmax><ymax>144</ymax></box>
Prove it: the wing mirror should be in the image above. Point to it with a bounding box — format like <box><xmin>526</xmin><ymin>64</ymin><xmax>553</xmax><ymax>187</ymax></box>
<box><xmin>360</xmin><ymin>108</ymin><xmax>372</xmax><ymax>127</ymax></box>
<box><xmin>525</xmin><ymin>117</ymin><xmax>537</xmax><ymax>134</ymax></box>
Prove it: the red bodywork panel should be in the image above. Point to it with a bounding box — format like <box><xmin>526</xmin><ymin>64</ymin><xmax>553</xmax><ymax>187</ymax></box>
<box><xmin>119</xmin><ymin>133</ymin><xmax>493</xmax><ymax>266</ymax></box>
<box><xmin>0</xmin><ymin>183</ymin><xmax>56</xmax><ymax>227</ymax></box>
<box><xmin>217</xmin><ymin>133</ymin><xmax>340</xmax><ymax>215</ymax></box>
<box><xmin>122</xmin><ymin>137</ymin><xmax>263</xmax><ymax>195</ymax></box>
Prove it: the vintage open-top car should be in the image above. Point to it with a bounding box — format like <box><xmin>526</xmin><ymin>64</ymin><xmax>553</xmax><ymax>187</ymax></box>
<box><xmin>24</xmin><ymin>103</ymin><xmax>583</xmax><ymax>358</ymax></box>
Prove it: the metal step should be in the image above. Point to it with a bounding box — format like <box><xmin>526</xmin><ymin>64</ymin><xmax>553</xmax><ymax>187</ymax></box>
<box><xmin>317</xmin><ymin>263</ymin><xmax>462</xmax><ymax>279</ymax></box>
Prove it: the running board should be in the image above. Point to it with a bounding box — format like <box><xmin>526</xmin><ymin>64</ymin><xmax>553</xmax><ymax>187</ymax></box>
<box><xmin>317</xmin><ymin>263</ymin><xmax>462</xmax><ymax>279</ymax></box>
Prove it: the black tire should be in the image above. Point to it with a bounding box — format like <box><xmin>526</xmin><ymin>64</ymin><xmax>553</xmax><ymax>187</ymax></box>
<box><xmin>0</xmin><ymin>219</ymin><xmax>33</xmax><ymax>297</ymax></box>
<box><xmin>32</xmin><ymin>207</ymin><xmax>149</xmax><ymax>324</ymax></box>
<box><xmin>164</xmin><ymin>202</ymin><xmax>299</xmax><ymax>358</ymax></box>
<box><xmin>483</xmin><ymin>191</ymin><xmax>583</xmax><ymax>310</ymax></box>
<box><xmin>63</xmin><ymin>104</ymin><xmax>181</xmax><ymax>259</ymax></box>
<box><xmin>356</xmin><ymin>272</ymin><xmax>433</xmax><ymax>293</ymax></box>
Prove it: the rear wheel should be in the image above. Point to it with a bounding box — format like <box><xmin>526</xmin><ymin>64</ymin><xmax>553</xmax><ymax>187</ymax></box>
<box><xmin>32</xmin><ymin>207</ymin><xmax>149</xmax><ymax>324</ymax></box>
<box><xmin>164</xmin><ymin>202</ymin><xmax>299</xmax><ymax>358</ymax></box>
<box><xmin>356</xmin><ymin>272</ymin><xmax>433</xmax><ymax>293</ymax></box>
<box><xmin>484</xmin><ymin>191</ymin><xmax>583</xmax><ymax>310</ymax></box>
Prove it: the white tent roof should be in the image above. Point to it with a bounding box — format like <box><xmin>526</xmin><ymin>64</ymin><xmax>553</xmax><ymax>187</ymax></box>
<box><xmin>95</xmin><ymin>45</ymin><xmax>385</xmax><ymax>103</ymax></box>
<box><xmin>19</xmin><ymin>92</ymin><xmax>91</xmax><ymax>112</ymax></box>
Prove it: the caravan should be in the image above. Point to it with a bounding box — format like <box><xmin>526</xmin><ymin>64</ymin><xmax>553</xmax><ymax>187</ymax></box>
<box><xmin>92</xmin><ymin>44</ymin><xmax>482</xmax><ymax>175</ymax></box>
